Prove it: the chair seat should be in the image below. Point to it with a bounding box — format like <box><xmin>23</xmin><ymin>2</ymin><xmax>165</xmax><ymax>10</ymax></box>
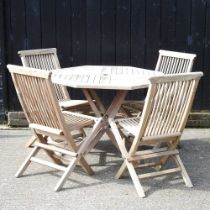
<box><xmin>62</xmin><ymin>111</ymin><xmax>96</xmax><ymax>130</ymax></box>
<box><xmin>59</xmin><ymin>99</ymin><xmax>89</xmax><ymax>109</ymax></box>
<box><xmin>122</xmin><ymin>100</ymin><xmax>144</xmax><ymax>113</ymax></box>
<box><xmin>117</xmin><ymin>117</ymin><xmax>141</xmax><ymax>136</ymax></box>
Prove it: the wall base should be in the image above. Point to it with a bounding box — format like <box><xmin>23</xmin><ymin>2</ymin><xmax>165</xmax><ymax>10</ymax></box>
<box><xmin>5</xmin><ymin>111</ymin><xmax>210</xmax><ymax>128</ymax></box>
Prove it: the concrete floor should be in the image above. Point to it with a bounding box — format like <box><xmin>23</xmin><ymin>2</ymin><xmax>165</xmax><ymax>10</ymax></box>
<box><xmin>0</xmin><ymin>129</ymin><xmax>210</xmax><ymax>210</ymax></box>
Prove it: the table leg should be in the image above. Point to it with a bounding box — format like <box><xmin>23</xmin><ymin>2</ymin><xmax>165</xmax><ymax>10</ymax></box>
<box><xmin>82</xmin><ymin>89</ymin><xmax>102</xmax><ymax>117</ymax></box>
<box><xmin>83</xmin><ymin>89</ymin><xmax>116</xmax><ymax>147</ymax></box>
<box><xmin>89</xmin><ymin>89</ymin><xmax>106</xmax><ymax>113</ymax></box>
<box><xmin>81</xmin><ymin>89</ymin><xmax>131</xmax><ymax>157</ymax></box>
<box><xmin>78</xmin><ymin>118</ymin><xmax>104</xmax><ymax>155</ymax></box>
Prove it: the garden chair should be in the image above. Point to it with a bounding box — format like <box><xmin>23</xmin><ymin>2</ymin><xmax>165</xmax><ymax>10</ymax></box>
<box><xmin>122</xmin><ymin>50</ymin><xmax>197</xmax><ymax>116</ymax></box>
<box><xmin>116</xmin><ymin>72</ymin><xmax>203</xmax><ymax>197</ymax></box>
<box><xmin>18</xmin><ymin>48</ymin><xmax>91</xmax><ymax>147</ymax></box>
<box><xmin>7</xmin><ymin>64</ymin><xmax>99</xmax><ymax>191</ymax></box>
<box><xmin>18</xmin><ymin>48</ymin><xmax>90</xmax><ymax>111</ymax></box>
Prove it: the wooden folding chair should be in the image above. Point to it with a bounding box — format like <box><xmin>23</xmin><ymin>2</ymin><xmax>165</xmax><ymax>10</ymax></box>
<box><xmin>7</xmin><ymin>64</ymin><xmax>99</xmax><ymax>191</ymax></box>
<box><xmin>122</xmin><ymin>50</ymin><xmax>197</xmax><ymax>116</ymax></box>
<box><xmin>18</xmin><ymin>48</ymin><xmax>91</xmax><ymax>147</ymax></box>
<box><xmin>116</xmin><ymin>72</ymin><xmax>203</xmax><ymax>197</ymax></box>
<box><xmin>18</xmin><ymin>48</ymin><xmax>90</xmax><ymax>111</ymax></box>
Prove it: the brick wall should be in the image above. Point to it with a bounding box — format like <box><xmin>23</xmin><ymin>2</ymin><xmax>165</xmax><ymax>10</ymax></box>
<box><xmin>0</xmin><ymin>74</ymin><xmax>4</xmax><ymax>121</ymax></box>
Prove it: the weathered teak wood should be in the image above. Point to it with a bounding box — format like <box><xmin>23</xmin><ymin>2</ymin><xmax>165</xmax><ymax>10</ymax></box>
<box><xmin>18</xmin><ymin>48</ymin><xmax>89</xmax><ymax>111</ymax></box>
<box><xmin>155</xmin><ymin>50</ymin><xmax>196</xmax><ymax>73</ymax></box>
<box><xmin>51</xmin><ymin>65</ymin><xmax>163</xmax><ymax>90</ymax></box>
<box><xmin>18</xmin><ymin>48</ymin><xmax>90</xmax><ymax>147</ymax></box>
<box><xmin>51</xmin><ymin>65</ymin><xmax>202</xmax><ymax>197</ymax></box>
<box><xmin>7</xmin><ymin>64</ymin><xmax>99</xmax><ymax>191</ymax></box>
<box><xmin>122</xmin><ymin>50</ymin><xmax>197</xmax><ymax>116</ymax></box>
<box><xmin>51</xmin><ymin>66</ymin><xmax>163</xmax><ymax>152</ymax></box>
<box><xmin>116</xmin><ymin>72</ymin><xmax>203</xmax><ymax>197</ymax></box>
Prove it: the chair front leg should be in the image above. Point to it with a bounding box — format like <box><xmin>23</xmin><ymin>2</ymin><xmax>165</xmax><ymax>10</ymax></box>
<box><xmin>173</xmin><ymin>154</ymin><xmax>193</xmax><ymax>187</ymax></box>
<box><xmin>54</xmin><ymin>157</ymin><xmax>78</xmax><ymax>191</ymax></box>
<box><xmin>156</xmin><ymin>138</ymin><xmax>180</xmax><ymax>170</ymax></box>
<box><xmin>38</xmin><ymin>134</ymin><xmax>63</xmax><ymax>165</ymax></box>
<box><xmin>15</xmin><ymin>146</ymin><xmax>40</xmax><ymax>178</ymax></box>
<box><xmin>125</xmin><ymin>160</ymin><xmax>146</xmax><ymax>198</ymax></box>
<box><xmin>25</xmin><ymin>135</ymin><xmax>37</xmax><ymax>148</ymax></box>
<box><xmin>79</xmin><ymin>157</ymin><xmax>94</xmax><ymax>176</ymax></box>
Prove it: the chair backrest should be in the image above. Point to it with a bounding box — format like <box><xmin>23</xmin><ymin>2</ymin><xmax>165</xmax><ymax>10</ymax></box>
<box><xmin>130</xmin><ymin>72</ymin><xmax>203</xmax><ymax>153</ymax></box>
<box><xmin>155</xmin><ymin>50</ymin><xmax>196</xmax><ymax>74</ymax></box>
<box><xmin>18</xmin><ymin>48</ymin><xmax>70</xmax><ymax>101</ymax></box>
<box><xmin>7</xmin><ymin>65</ymin><xmax>78</xmax><ymax>151</ymax></box>
<box><xmin>7</xmin><ymin>64</ymin><xmax>64</xmax><ymax>130</ymax></box>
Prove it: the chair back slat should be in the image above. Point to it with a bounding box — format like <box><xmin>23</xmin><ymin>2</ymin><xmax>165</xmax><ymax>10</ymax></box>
<box><xmin>145</xmin><ymin>80</ymin><xmax>193</xmax><ymax>136</ymax></box>
<box><xmin>18</xmin><ymin>48</ymin><xmax>69</xmax><ymax>101</ymax></box>
<box><xmin>130</xmin><ymin>72</ymin><xmax>203</xmax><ymax>154</ymax></box>
<box><xmin>155</xmin><ymin>50</ymin><xmax>196</xmax><ymax>74</ymax></box>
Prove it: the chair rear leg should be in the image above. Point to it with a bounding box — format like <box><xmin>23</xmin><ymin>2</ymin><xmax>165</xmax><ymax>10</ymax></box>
<box><xmin>79</xmin><ymin>157</ymin><xmax>94</xmax><ymax>176</ymax></box>
<box><xmin>106</xmin><ymin>128</ymin><xmax>119</xmax><ymax>150</ymax></box>
<box><xmin>38</xmin><ymin>134</ymin><xmax>63</xmax><ymax>165</ymax></box>
<box><xmin>54</xmin><ymin>157</ymin><xmax>78</xmax><ymax>191</ymax></box>
<box><xmin>25</xmin><ymin>135</ymin><xmax>37</xmax><ymax>148</ymax></box>
<box><xmin>155</xmin><ymin>140</ymin><xmax>179</xmax><ymax>170</ymax></box>
<box><xmin>15</xmin><ymin>146</ymin><xmax>39</xmax><ymax>178</ymax></box>
<box><xmin>115</xmin><ymin>161</ymin><xmax>127</xmax><ymax>179</ymax></box>
<box><xmin>79</xmin><ymin>128</ymin><xmax>86</xmax><ymax>137</ymax></box>
<box><xmin>125</xmin><ymin>160</ymin><xmax>145</xmax><ymax>198</ymax></box>
<box><xmin>174</xmin><ymin>155</ymin><xmax>193</xmax><ymax>187</ymax></box>
<box><xmin>75</xmin><ymin>120</ymin><xmax>105</xmax><ymax>176</ymax></box>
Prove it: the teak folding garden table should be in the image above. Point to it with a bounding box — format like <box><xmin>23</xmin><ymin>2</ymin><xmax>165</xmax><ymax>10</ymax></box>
<box><xmin>51</xmin><ymin>65</ymin><xmax>162</xmax><ymax>150</ymax></box>
<box><xmin>51</xmin><ymin>65</ymin><xmax>163</xmax><ymax>195</ymax></box>
<box><xmin>52</xmin><ymin>66</ymin><xmax>202</xmax><ymax>197</ymax></box>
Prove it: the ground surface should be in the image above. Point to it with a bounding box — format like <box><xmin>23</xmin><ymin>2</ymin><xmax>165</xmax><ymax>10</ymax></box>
<box><xmin>0</xmin><ymin>129</ymin><xmax>210</xmax><ymax>210</ymax></box>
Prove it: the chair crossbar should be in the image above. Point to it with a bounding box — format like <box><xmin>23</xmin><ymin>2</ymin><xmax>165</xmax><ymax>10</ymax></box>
<box><xmin>138</xmin><ymin>168</ymin><xmax>181</xmax><ymax>179</ymax></box>
<box><xmin>7</xmin><ymin>64</ymin><xmax>51</xmax><ymax>78</ymax></box>
<box><xmin>142</xmin><ymin>132</ymin><xmax>181</xmax><ymax>141</ymax></box>
<box><xmin>158</xmin><ymin>50</ymin><xmax>196</xmax><ymax>60</ymax></box>
<box><xmin>18</xmin><ymin>48</ymin><xmax>57</xmax><ymax>56</ymax></box>
<box><xmin>29</xmin><ymin>124</ymin><xmax>63</xmax><ymax>135</ymax></box>
<box><xmin>31</xmin><ymin>157</ymin><xmax>66</xmax><ymax>171</ymax></box>
<box><xmin>34</xmin><ymin>142</ymin><xmax>77</xmax><ymax>157</ymax></box>
<box><xmin>128</xmin><ymin>149</ymin><xmax>179</xmax><ymax>162</ymax></box>
<box><xmin>134</xmin><ymin>147</ymin><xmax>168</xmax><ymax>156</ymax></box>
<box><xmin>134</xmin><ymin>162</ymin><xmax>158</xmax><ymax>169</ymax></box>
<box><xmin>118</xmin><ymin>116</ymin><xmax>181</xmax><ymax>140</ymax></box>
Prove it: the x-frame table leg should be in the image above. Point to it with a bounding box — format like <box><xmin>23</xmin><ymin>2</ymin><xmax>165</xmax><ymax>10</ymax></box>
<box><xmin>82</xmin><ymin>89</ymin><xmax>128</xmax><ymax>149</ymax></box>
